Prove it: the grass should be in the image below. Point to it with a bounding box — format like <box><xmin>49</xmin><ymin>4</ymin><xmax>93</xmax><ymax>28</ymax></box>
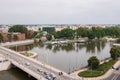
<box><xmin>20</xmin><ymin>51</ymin><xmax>33</xmax><ymax>57</ymax></box>
<box><xmin>78</xmin><ymin>60</ymin><xmax>117</xmax><ymax>77</ymax></box>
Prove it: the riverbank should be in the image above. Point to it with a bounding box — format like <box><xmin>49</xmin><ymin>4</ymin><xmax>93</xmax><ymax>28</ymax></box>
<box><xmin>70</xmin><ymin>59</ymin><xmax>120</xmax><ymax>80</ymax></box>
<box><xmin>78</xmin><ymin>60</ymin><xmax>116</xmax><ymax>77</ymax></box>
<box><xmin>45</xmin><ymin>39</ymin><xmax>87</xmax><ymax>45</ymax></box>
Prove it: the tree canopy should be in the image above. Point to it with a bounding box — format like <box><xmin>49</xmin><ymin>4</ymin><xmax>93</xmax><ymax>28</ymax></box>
<box><xmin>42</xmin><ymin>27</ymin><xmax>55</xmax><ymax>34</ymax></box>
<box><xmin>76</xmin><ymin>27</ymin><xmax>89</xmax><ymax>38</ymax></box>
<box><xmin>88</xmin><ymin>56</ymin><xmax>100</xmax><ymax>69</ymax></box>
<box><xmin>8</xmin><ymin>25</ymin><xmax>27</xmax><ymax>33</ymax></box>
<box><xmin>54</xmin><ymin>28</ymin><xmax>74</xmax><ymax>39</ymax></box>
<box><xmin>0</xmin><ymin>33</ymin><xmax>3</xmax><ymax>42</ymax></box>
<box><xmin>110</xmin><ymin>46</ymin><xmax>120</xmax><ymax>60</ymax></box>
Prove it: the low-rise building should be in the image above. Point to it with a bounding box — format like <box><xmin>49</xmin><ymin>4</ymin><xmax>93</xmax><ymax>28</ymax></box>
<box><xmin>0</xmin><ymin>30</ymin><xmax>25</xmax><ymax>42</ymax></box>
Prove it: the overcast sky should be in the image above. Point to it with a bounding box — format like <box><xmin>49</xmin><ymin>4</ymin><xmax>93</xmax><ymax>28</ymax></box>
<box><xmin>0</xmin><ymin>0</ymin><xmax>120</xmax><ymax>24</ymax></box>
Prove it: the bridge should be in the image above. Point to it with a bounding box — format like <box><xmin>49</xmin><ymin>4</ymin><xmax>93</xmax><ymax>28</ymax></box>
<box><xmin>0</xmin><ymin>44</ymin><xmax>78</xmax><ymax>80</ymax></box>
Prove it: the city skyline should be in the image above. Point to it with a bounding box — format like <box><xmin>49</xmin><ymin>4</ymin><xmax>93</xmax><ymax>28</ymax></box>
<box><xmin>0</xmin><ymin>0</ymin><xmax>120</xmax><ymax>24</ymax></box>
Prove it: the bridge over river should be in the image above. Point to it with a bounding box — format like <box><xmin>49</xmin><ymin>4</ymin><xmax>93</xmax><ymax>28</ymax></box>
<box><xmin>0</xmin><ymin>40</ymin><xmax>79</xmax><ymax>80</ymax></box>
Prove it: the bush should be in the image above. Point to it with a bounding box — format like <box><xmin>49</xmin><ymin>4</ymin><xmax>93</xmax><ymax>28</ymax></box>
<box><xmin>116</xmin><ymin>38</ymin><xmax>120</xmax><ymax>43</ymax></box>
<box><xmin>88</xmin><ymin>56</ymin><xmax>100</xmax><ymax>69</ymax></box>
<box><xmin>78</xmin><ymin>60</ymin><xmax>116</xmax><ymax>77</ymax></box>
<box><xmin>110</xmin><ymin>46</ymin><xmax>120</xmax><ymax>60</ymax></box>
<box><xmin>46</xmin><ymin>34</ymin><xmax>52</xmax><ymax>41</ymax></box>
<box><xmin>8</xmin><ymin>25</ymin><xmax>27</xmax><ymax>33</ymax></box>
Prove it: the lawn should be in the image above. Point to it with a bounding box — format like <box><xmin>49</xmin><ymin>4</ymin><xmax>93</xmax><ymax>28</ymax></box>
<box><xmin>20</xmin><ymin>51</ymin><xmax>33</xmax><ymax>57</ymax></box>
<box><xmin>78</xmin><ymin>60</ymin><xmax>116</xmax><ymax>77</ymax></box>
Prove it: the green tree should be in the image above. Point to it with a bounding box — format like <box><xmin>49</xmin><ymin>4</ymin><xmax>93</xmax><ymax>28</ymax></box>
<box><xmin>110</xmin><ymin>47</ymin><xmax>120</xmax><ymax>60</ymax></box>
<box><xmin>54</xmin><ymin>31</ymin><xmax>61</xmax><ymax>39</ymax></box>
<box><xmin>46</xmin><ymin>34</ymin><xmax>52</xmax><ymax>41</ymax></box>
<box><xmin>7</xmin><ymin>34</ymin><xmax>12</xmax><ymax>42</ymax></box>
<box><xmin>88</xmin><ymin>56</ymin><xmax>100</xmax><ymax>69</ymax></box>
<box><xmin>34</xmin><ymin>30</ymin><xmax>43</xmax><ymax>38</ymax></box>
<box><xmin>8</xmin><ymin>25</ymin><xmax>27</xmax><ymax>33</ymax></box>
<box><xmin>42</xmin><ymin>27</ymin><xmax>55</xmax><ymax>34</ymax></box>
<box><xmin>30</xmin><ymin>31</ymin><xmax>37</xmax><ymax>38</ymax></box>
<box><xmin>54</xmin><ymin>28</ymin><xmax>74</xmax><ymax>39</ymax></box>
<box><xmin>76</xmin><ymin>27</ymin><xmax>89</xmax><ymax>38</ymax></box>
<box><xmin>26</xmin><ymin>30</ymin><xmax>35</xmax><ymax>39</ymax></box>
<box><xmin>92</xmin><ymin>27</ymin><xmax>105</xmax><ymax>39</ymax></box>
<box><xmin>13</xmin><ymin>35</ymin><xmax>18</xmax><ymax>41</ymax></box>
<box><xmin>0</xmin><ymin>33</ymin><xmax>3</xmax><ymax>42</ymax></box>
<box><xmin>104</xmin><ymin>26</ymin><xmax>120</xmax><ymax>37</ymax></box>
<box><xmin>87</xmin><ymin>30</ymin><xmax>95</xmax><ymax>40</ymax></box>
<box><xmin>116</xmin><ymin>38</ymin><xmax>120</xmax><ymax>43</ymax></box>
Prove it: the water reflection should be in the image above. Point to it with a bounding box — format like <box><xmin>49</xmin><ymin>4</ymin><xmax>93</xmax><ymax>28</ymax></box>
<box><xmin>45</xmin><ymin>41</ymin><xmax>106</xmax><ymax>53</ymax></box>
<box><xmin>52</xmin><ymin>44</ymin><xmax>75</xmax><ymax>52</ymax></box>
<box><xmin>10</xmin><ymin>44</ymin><xmax>34</xmax><ymax>52</ymax></box>
<box><xmin>85</xmin><ymin>41</ymin><xmax>106</xmax><ymax>53</ymax></box>
<box><xmin>10</xmin><ymin>41</ymin><xmax>106</xmax><ymax>54</ymax></box>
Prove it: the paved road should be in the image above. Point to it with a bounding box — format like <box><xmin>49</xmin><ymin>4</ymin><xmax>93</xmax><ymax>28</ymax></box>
<box><xmin>104</xmin><ymin>67</ymin><xmax>120</xmax><ymax>80</ymax></box>
<box><xmin>0</xmin><ymin>47</ymin><xmax>78</xmax><ymax>80</ymax></box>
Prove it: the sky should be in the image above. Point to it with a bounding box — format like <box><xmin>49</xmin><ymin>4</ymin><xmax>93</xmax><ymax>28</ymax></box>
<box><xmin>0</xmin><ymin>0</ymin><xmax>120</xmax><ymax>24</ymax></box>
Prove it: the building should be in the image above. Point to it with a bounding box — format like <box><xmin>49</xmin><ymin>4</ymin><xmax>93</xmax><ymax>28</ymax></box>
<box><xmin>0</xmin><ymin>30</ymin><xmax>25</xmax><ymax>42</ymax></box>
<box><xmin>26</xmin><ymin>25</ymin><xmax>41</xmax><ymax>32</ymax></box>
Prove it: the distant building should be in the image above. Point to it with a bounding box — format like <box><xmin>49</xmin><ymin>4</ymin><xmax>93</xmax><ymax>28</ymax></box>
<box><xmin>12</xmin><ymin>33</ymin><xmax>25</xmax><ymax>41</ymax></box>
<box><xmin>0</xmin><ymin>25</ymin><xmax>10</xmax><ymax>32</ymax></box>
<box><xmin>55</xmin><ymin>26</ymin><xmax>68</xmax><ymax>32</ymax></box>
<box><xmin>26</xmin><ymin>26</ymin><xmax>41</xmax><ymax>32</ymax></box>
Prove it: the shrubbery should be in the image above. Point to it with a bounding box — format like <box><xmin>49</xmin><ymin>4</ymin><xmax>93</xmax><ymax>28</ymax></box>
<box><xmin>88</xmin><ymin>56</ymin><xmax>100</xmax><ymax>69</ymax></box>
<box><xmin>110</xmin><ymin>46</ymin><xmax>120</xmax><ymax>60</ymax></box>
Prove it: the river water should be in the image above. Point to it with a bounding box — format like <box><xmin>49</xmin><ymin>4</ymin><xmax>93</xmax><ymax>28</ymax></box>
<box><xmin>0</xmin><ymin>41</ymin><xmax>112</xmax><ymax>80</ymax></box>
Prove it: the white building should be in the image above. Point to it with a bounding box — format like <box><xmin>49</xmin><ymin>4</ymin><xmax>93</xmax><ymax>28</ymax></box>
<box><xmin>26</xmin><ymin>25</ymin><xmax>41</xmax><ymax>31</ymax></box>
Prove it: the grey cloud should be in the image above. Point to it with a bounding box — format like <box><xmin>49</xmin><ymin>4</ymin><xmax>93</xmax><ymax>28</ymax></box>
<box><xmin>0</xmin><ymin>0</ymin><xmax>120</xmax><ymax>24</ymax></box>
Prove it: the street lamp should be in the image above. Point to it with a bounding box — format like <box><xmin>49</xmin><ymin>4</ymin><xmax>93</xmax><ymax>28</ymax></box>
<box><xmin>91</xmin><ymin>63</ymin><xmax>92</xmax><ymax>76</ymax></box>
<box><xmin>16</xmin><ymin>45</ymin><xmax>17</xmax><ymax>51</ymax></box>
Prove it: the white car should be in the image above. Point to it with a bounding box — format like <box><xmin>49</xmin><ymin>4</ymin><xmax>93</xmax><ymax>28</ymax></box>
<box><xmin>50</xmin><ymin>73</ymin><xmax>56</xmax><ymax>80</ymax></box>
<box><xmin>25</xmin><ymin>62</ymin><xmax>30</xmax><ymax>66</ymax></box>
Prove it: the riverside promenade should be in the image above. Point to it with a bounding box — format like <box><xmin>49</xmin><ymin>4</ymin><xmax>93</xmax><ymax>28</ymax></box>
<box><xmin>70</xmin><ymin>60</ymin><xmax>120</xmax><ymax>80</ymax></box>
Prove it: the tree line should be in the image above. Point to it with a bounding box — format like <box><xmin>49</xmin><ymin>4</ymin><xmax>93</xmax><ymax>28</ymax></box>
<box><xmin>1</xmin><ymin>25</ymin><xmax>120</xmax><ymax>42</ymax></box>
<box><xmin>53</xmin><ymin>26</ymin><xmax>120</xmax><ymax>40</ymax></box>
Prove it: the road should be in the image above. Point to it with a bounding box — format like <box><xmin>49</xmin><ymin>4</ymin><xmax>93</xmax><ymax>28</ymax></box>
<box><xmin>0</xmin><ymin>46</ymin><xmax>78</xmax><ymax>80</ymax></box>
<box><xmin>104</xmin><ymin>67</ymin><xmax>120</xmax><ymax>80</ymax></box>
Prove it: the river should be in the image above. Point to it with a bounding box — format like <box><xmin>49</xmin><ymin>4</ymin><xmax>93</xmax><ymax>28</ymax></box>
<box><xmin>0</xmin><ymin>41</ymin><xmax>113</xmax><ymax>80</ymax></box>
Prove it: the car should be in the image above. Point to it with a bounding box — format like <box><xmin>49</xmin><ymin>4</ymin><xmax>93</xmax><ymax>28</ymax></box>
<box><xmin>45</xmin><ymin>75</ymin><xmax>52</xmax><ymax>80</ymax></box>
<box><xmin>0</xmin><ymin>60</ymin><xmax>2</xmax><ymax>63</ymax></box>
<box><xmin>44</xmin><ymin>71</ymin><xmax>49</xmax><ymax>75</ymax></box>
<box><xmin>25</xmin><ymin>62</ymin><xmax>30</xmax><ymax>66</ymax></box>
<box><xmin>37</xmin><ymin>68</ymin><xmax>43</xmax><ymax>73</ymax></box>
<box><xmin>49</xmin><ymin>73</ymin><xmax>56</xmax><ymax>79</ymax></box>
